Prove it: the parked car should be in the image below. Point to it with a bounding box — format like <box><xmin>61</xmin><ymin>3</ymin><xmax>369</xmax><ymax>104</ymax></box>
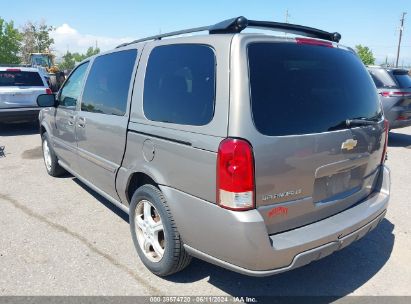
<box><xmin>368</xmin><ymin>66</ymin><xmax>411</xmax><ymax>129</ymax></box>
<box><xmin>0</xmin><ymin>67</ymin><xmax>52</xmax><ymax>123</ymax></box>
<box><xmin>36</xmin><ymin>17</ymin><xmax>390</xmax><ymax>277</ymax></box>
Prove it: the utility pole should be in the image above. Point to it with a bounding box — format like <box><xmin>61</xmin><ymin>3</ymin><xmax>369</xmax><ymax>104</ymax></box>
<box><xmin>396</xmin><ymin>12</ymin><xmax>407</xmax><ymax>68</ymax></box>
<box><xmin>285</xmin><ymin>9</ymin><xmax>290</xmax><ymax>23</ymax></box>
<box><xmin>284</xmin><ymin>9</ymin><xmax>290</xmax><ymax>37</ymax></box>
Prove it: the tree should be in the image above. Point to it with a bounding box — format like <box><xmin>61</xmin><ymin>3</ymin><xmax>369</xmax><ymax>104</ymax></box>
<box><xmin>58</xmin><ymin>46</ymin><xmax>100</xmax><ymax>70</ymax></box>
<box><xmin>20</xmin><ymin>21</ymin><xmax>54</xmax><ymax>63</ymax></box>
<box><xmin>85</xmin><ymin>46</ymin><xmax>100</xmax><ymax>58</ymax></box>
<box><xmin>58</xmin><ymin>51</ymin><xmax>76</xmax><ymax>70</ymax></box>
<box><xmin>0</xmin><ymin>17</ymin><xmax>21</xmax><ymax>64</ymax></box>
<box><xmin>355</xmin><ymin>45</ymin><xmax>375</xmax><ymax>65</ymax></box>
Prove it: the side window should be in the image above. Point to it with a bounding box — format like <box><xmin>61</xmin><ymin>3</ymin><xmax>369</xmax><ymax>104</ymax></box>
<box><xmin>370</xmin><ymin>73</ymin><xmax>384</xmax><ymax>88</ymax></box>
<box><xmin>59</xmin><ymin>62</ymin><xmax>89</xmax><ymax>107</ymax></box>
<box><xmin>81</xmin><ymin>50</ymin><xmax>137</xmax><ymax>115</ymax></box>
<box><xmin>370</xmin><ymin>69</ymin><xmax>397</xmax><ymax>88</ymax></box>
<box><xmin>143</xmin><ymin>44</ymin><xmax>216</xmax><ymax>126</ymax></box>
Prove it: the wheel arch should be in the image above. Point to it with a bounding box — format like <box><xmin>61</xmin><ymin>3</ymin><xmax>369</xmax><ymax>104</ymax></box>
<box><xmin>126</xmin><ymin>171</ymin><xmax>159</xmax><ymax>204</ymax></box>
<box><xmin>40</xmin><ymin>121</ymin><xmax>52</xmax><ymax>137</ymax></box>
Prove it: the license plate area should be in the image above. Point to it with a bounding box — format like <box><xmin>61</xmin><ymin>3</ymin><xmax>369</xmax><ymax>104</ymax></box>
<box><xmin>313</xmin><ymin>165</ymin><xmax>365</xmax><ymax>203</ymax></box>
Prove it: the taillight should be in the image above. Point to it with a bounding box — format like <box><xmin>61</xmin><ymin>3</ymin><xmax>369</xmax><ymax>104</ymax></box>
<box><xmin>295</xmin><ymin>37</ymin><xmax>333</xmax><ymax>48</ymax></box>
<box><xmin>380</xmin><ymin>91</ymin><xmax>411</xmax><ymax>97</ymax></box>
<box><xmin>381</xmin><ymin>119</ymin><xmax>389</xmax><ymax>164</ymax></box>
<box><xmin>6</xmin><ymin>68</ymin><xmax>21</xmax><ymax>72</ymax></box>
<box><xmin>217</xmin><ymin>138</ymin><xmax>255</xmax><ymax>211</ymax></box>
<box><xmin>45</xmin><ymin>88</ymin><xmax>52</xmax><ymax>94</ymax></box>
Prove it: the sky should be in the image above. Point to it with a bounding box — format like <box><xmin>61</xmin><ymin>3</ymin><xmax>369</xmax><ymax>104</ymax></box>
<box><xmin>1</xmin><ymin>0</ymin><xmax>411</xmax><ymax>66</ymax></box>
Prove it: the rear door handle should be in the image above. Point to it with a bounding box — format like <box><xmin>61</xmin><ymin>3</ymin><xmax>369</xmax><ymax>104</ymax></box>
<box><xmin>78</xmin><ymin>117</ymin><xmax>86</xmax><ymax>128</ymax></box>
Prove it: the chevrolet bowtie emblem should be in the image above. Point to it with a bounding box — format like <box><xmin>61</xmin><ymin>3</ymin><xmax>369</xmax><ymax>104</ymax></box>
<box><xmin>341</xmin><ymin>139</ymin><xmax>358</xmax><ymax>151</ymax></box>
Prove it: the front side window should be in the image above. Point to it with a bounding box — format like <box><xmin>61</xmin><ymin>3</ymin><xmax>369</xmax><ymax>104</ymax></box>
<box><xmin>143</xmin><ymin>44</ymin><xmax>216</xmax><ymax>126</ymax></box>
<box><xmin>81</xmin><ymin>50</ymin><xmax>137</xmax><ymax>115</ymax></box>
<box><xmin>59</xmin><ymin>62</ymin><xmax>89</xmax><ymax>107</ymax></box>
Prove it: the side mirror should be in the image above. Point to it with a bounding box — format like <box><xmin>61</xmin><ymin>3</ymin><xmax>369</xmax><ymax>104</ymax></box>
<box><xmin>37</xmin><ymin>94</ymin><xmax>57</xmax><ymax>107</ymax></box>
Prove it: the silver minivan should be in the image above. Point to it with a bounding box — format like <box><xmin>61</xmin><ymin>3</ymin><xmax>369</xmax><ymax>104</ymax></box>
<box><xmin>37</xmin><ymin>17</ymin><xmax>391</xmax><ymax>277</ymax></box>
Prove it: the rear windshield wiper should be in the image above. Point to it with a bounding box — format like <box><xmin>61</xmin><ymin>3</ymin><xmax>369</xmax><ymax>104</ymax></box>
<box><xmin>345</xmin><ymin>118</ymin><xmax>380</xmax><ymax>127</ymax></box>
<box><xmin>329</xmin><ymin>117</ymin><xmax>380</xmax><ymax>131</ymax></box>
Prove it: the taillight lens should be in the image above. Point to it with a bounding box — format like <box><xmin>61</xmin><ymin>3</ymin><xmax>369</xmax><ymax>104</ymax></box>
<box><xmin>396</xmin><ymin>115</ymin><xmax>407</xmax><ymax>121</ymax></box>
<box><xmin>217</xmin><ymin>138</ymin><xmax>255</xmax><ymax>211</ymax></box>
<box><xmin>45</xmin><ymin>88</ymin><xmax>52</xmax><ymax>94</ymax></box>
<box><xmin>380</xmin><ymin>91</ymin><xmax>411</xmax><ymax>97</ymax></box>
<box><xmin>381</xmin><ymin>119</ymin><xmax>389</xmax><ymax>164</ymax></box>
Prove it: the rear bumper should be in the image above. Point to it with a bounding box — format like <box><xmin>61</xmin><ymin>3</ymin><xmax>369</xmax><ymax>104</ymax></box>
<box><xmin>385</xmin><ymin>106</ymin><xmax>411</xmax><ymax>129</ymax></box>
<box><xmin>389</xmin><ymin>118</ymin><xmax>411</xmax><ymax>129</ymax></box>
<box><xmin>0</xmin><ymin>108</ymin><xmax>40</xmax><ymax>123</ymax></box>
<box><xmin>161</xmin><ymin>165</ymin><xmax>390</xmax><ymax>276</ymax></box>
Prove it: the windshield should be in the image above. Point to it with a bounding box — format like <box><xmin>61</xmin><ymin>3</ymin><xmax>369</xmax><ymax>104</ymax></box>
<box><xmin>248</xmin><ymin>42</ymin><xmax>382</xmax><ymax>136</ymax></box>
<box><xmin>31</xmin><ymin>55</ymin><xmax>52</xmax><ymax>67</ymax></box>
<box><xmin>0</xmin><ymin>71</ymin><xmax>44</xmax><ymax>87</ymax></box>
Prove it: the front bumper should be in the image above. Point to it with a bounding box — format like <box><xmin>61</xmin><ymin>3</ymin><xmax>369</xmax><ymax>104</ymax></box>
<box><xmin>161</xmin><ymin>165</ymin><xmax>390</xmax><ymax>276</ymax></box>
<box><xmin>0</xmin><ymin>107</ymin><xmax>40</xmax><ymax>123</ymax></box>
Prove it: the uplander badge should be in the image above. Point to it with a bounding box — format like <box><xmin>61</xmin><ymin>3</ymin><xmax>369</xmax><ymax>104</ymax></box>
<box><xmin>262</xmin><ymin>189</ymin><xmax>302</xmax><ymax>201</ymax></box>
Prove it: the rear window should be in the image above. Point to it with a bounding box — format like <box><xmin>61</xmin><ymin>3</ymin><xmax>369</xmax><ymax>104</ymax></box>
<box><xmin>394</xmin><ymin>73</ymin><xmax>411</xmax><ymax>89</ymax></box>
<box><xmin>248</xmin><ymin>43</ymin><xmax>382</xmax><ymax>136</ymax></box>
<box><xmin>0</xmin><ymin>71</ymin><xmax>44</xmax><ymax>87</ymax></box>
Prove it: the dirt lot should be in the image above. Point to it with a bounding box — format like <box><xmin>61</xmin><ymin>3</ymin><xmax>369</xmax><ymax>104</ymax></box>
<box><xmin>0</xmin><ymin>122</ymin><xmax>410</xmax><ymax>298</ymax></box>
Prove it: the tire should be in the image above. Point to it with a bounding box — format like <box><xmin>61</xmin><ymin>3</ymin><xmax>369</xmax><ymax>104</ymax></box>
<box><xmin>129</xmin><ymin>184</ymin><xmax>191</xmax><ymax>276</ymax></box>
<box><xmin>41</xmin><ymin>133</ymin><xmax>65</xmax><ymax>177</ymax></box>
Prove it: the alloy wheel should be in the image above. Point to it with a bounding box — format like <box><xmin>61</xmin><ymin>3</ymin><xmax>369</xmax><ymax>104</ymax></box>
<box><xmin>134</xmin><ymin>199</ymin><xmax>165</xmax><ymax>262</ymax></box>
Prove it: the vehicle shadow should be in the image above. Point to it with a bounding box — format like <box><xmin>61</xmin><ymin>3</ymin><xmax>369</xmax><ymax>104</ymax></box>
<box><xmin>388</xmin><ymin>131</ymin><xmax>411</xmax><ymax>148</ymax></box>
<box><xmin>72</xmin><ymin>178</ymin><xmax>129</xmax><ymax>223</ymax></box>
<box><xmin>168</xmin><ymin>219</ymin><xmax>394</xmax><ymax>298</ymax></box>
<box><xmin>0</xmin><ymin>121</ymin><xmax>39</xmax><ymax>137</ymax></box>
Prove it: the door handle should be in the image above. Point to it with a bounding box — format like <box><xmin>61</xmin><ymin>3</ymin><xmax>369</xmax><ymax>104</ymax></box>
<box><xmin>68</xmin><ymin>114</ymin><xmax>75</xmax><ymax>126</ymax></box>
<box><xmin>78</xmin><ymin>117</ymin><xmax>86</xmax><ymax>128</ymax></box>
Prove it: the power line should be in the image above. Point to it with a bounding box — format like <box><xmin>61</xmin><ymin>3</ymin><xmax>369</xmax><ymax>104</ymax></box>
<box><xmin>367</xmin><ymin>45</ymin><xmax>411</xmax><ymax>48</ymax></box>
